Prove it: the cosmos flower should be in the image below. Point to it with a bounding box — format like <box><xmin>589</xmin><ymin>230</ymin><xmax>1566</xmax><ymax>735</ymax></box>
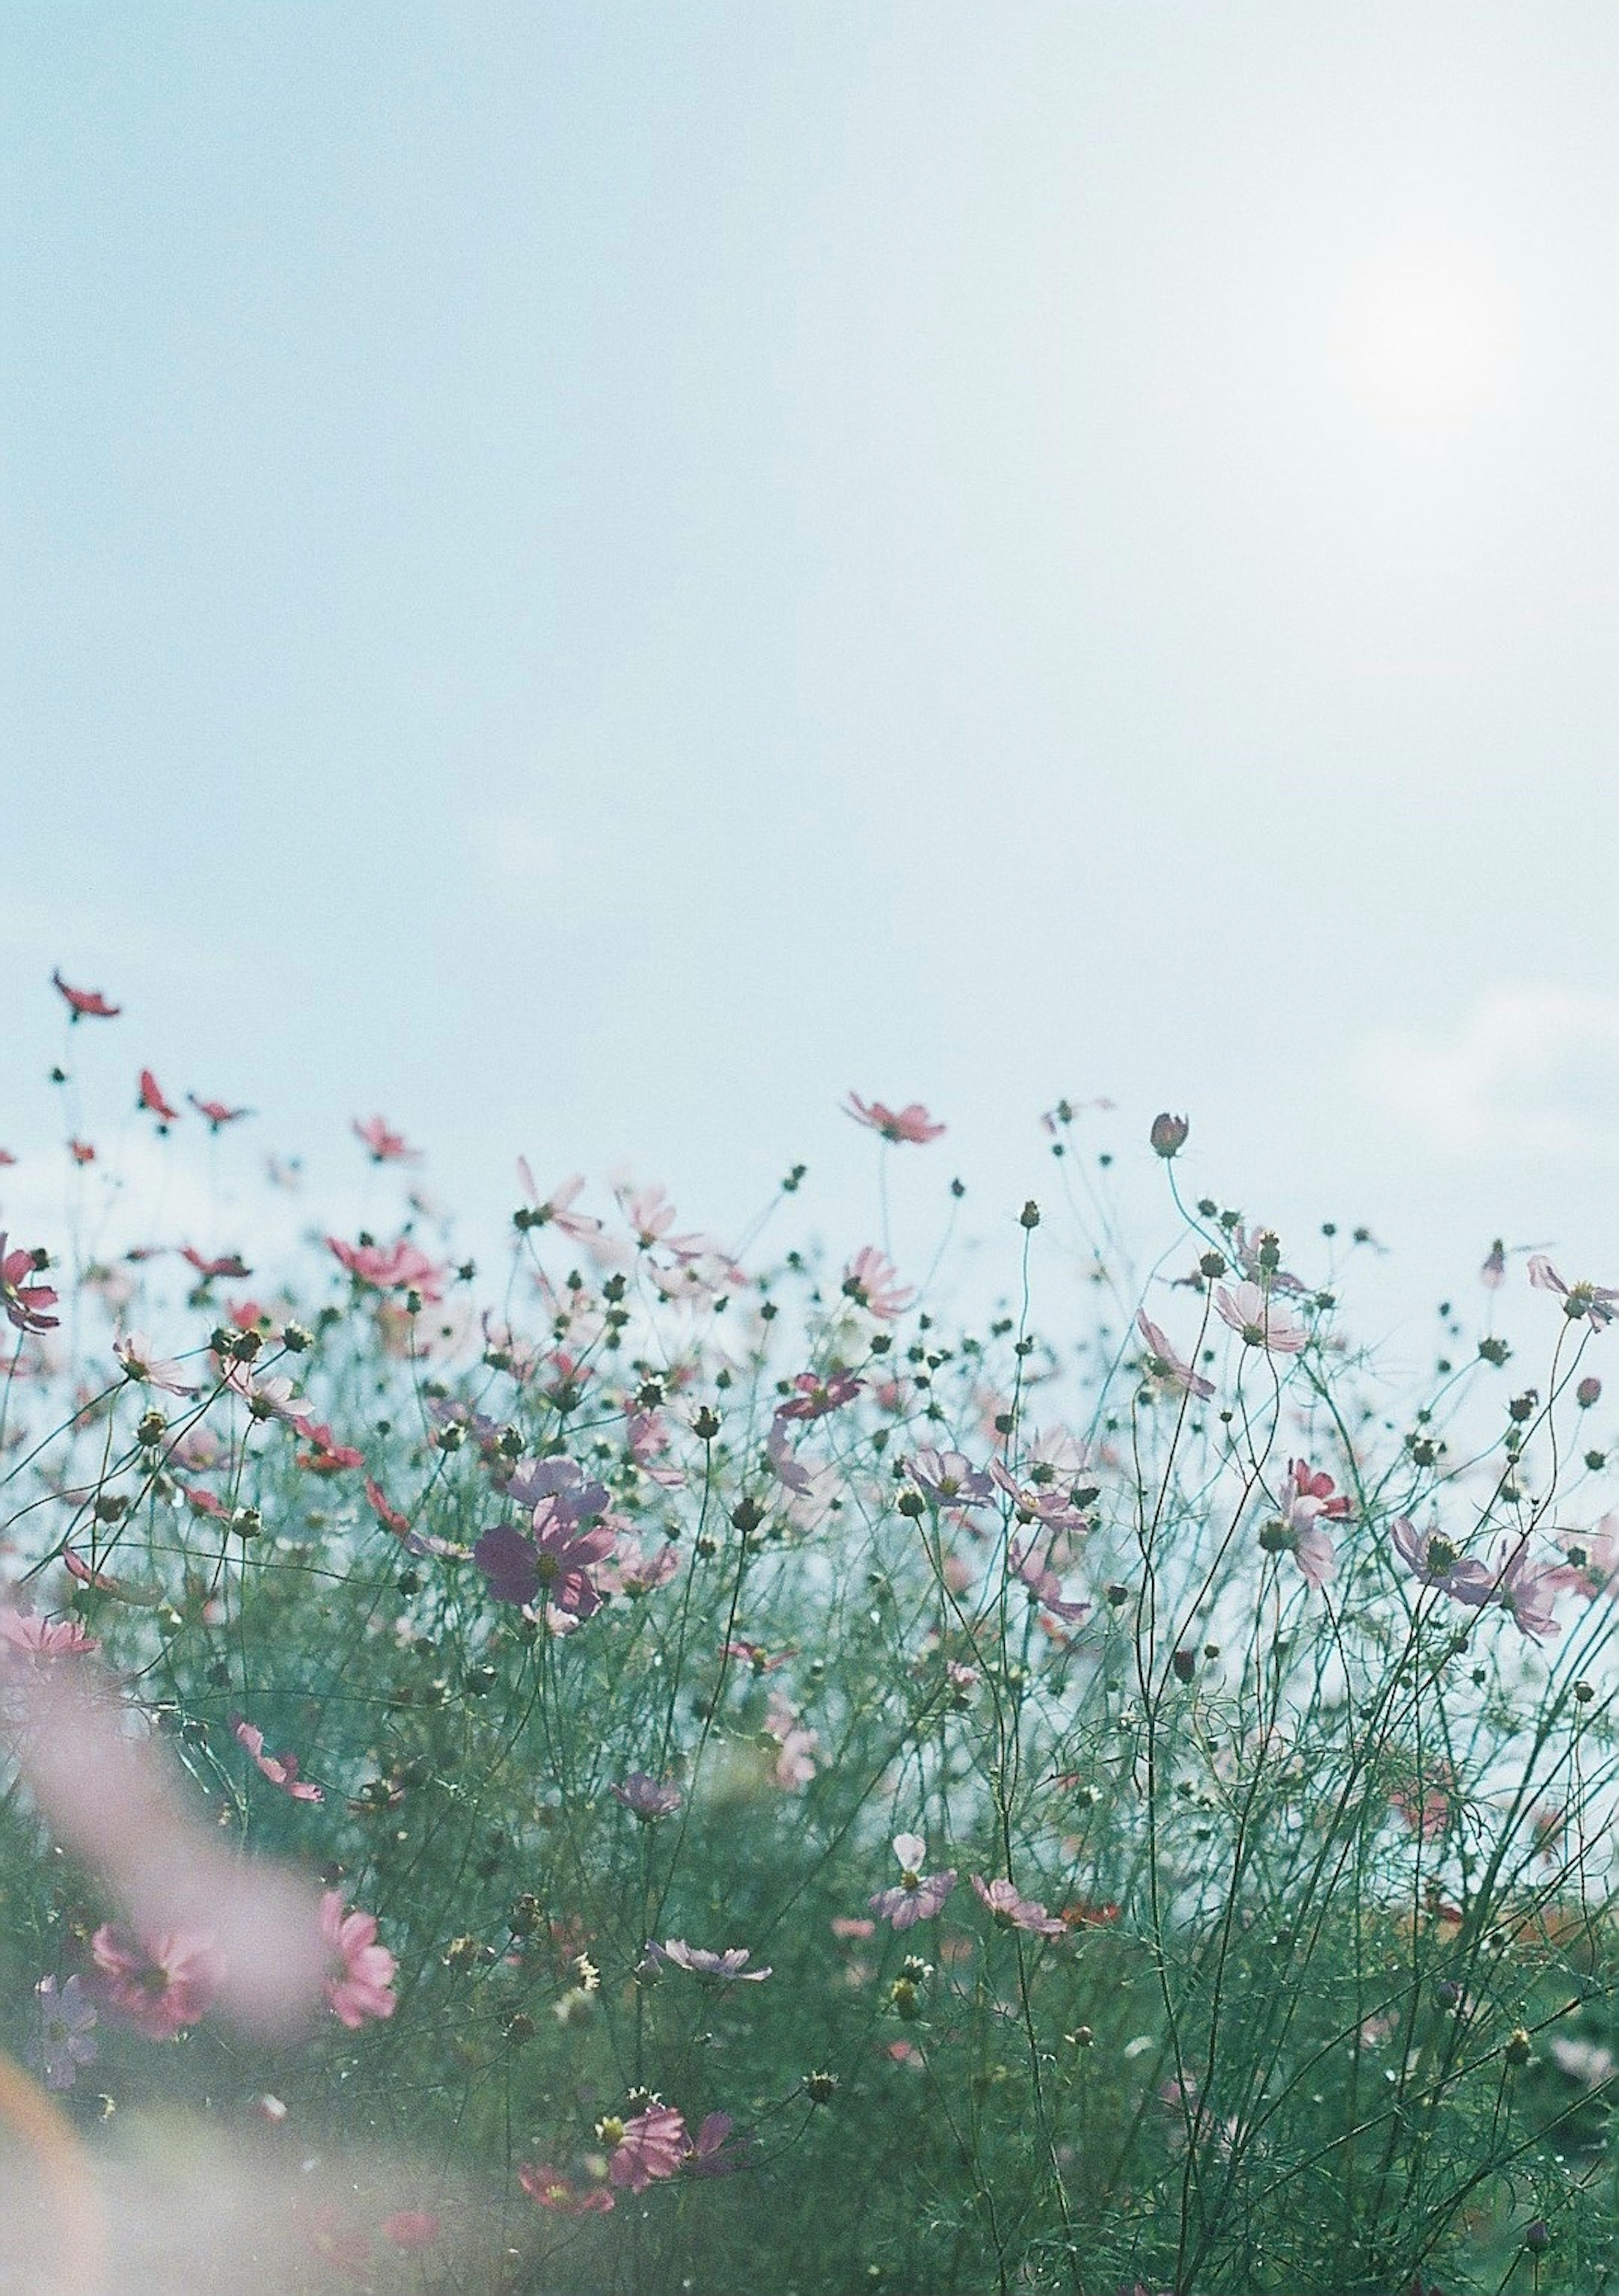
<box><xmin>137</xmin><ymin>1068</ymin><xmax>181</xmax><ymax>1127</ymax></box>
<box><xmin>232</xmin><ymin>1716</ymin><xmax>324</xmax><ymax>1803</ymax></box>
<box><xmin>1528</xmin><ymin>1256</ymin><xmax>1619</xmax><ymax>1330</ymax></box>
<box><xmin>970</xmin><ymin>1874</ymin><xmax>1066</xmax><ymax>1938</ymax></box>
<box><xmin>844</xmin><ymin>1094</ymin><xmax>946</xmax><ymax>1144</ymax></box>
<box><xmin>113</xmin><ymin>1329</ymin><xmax>196</xmax><ymax>1396</ymax></box>
<box><xmin>319</xmin><ymin>1892</ymin><xmax>396</xmax><ymax>2027</ymax></box>
<box><xmin>0</xmin><ymin>1236</ymin><xmax>59</xmax><ymax>1335</ymax></box>
<box><xmin>91</xmin><ymin>1922</ymin><xmax>220</xmax><ymax>2039</ymax></box>
<box><xmin>52</xmin><ymin>969</ymin><xmax>120</xmax><ymax>1020</ymax></box>
<box><xmin>188</xmin><ymin>1094</ymin><xmax>253</xmax><ymax>1131</ymax></box>
<box><xmin>647</xmin><ymin>1940</ymin><xmax>772</xmax><ymax>1983</ymax></box>
<box><xmin>353</xmin><ymin>1116</ymin><xmax>420</xmax><ymax>1164</ymax></box>
<box><xmin>842</xmin><ymin>1246</ymin><xmax>914</xmax><ymax>1321</ymax></box>
<box><xmin>610</xmin><ymin>1772</ymin><xmax>682</xmax><ymax>1820</ymax></box>
<box><xmin>908</xmin><ymin>1448</ymin><xmax>995</xmax><ymax>1509</ymax></box>
<box><xmin>1135</xmin><ymin>1311</ymin><xmax>1214</xmax><ymax>1400</ymax></box>
<box><xmin>518</xmin><ymin>2164</ymin><xmax>614</xmax><ymax>2216</ymax></box>
<box><xmin>606</xmin><ymin>2104</ymin><xmax>688</xmax><ymax>2192</ymax></box>
<box><xmin>869</xmin><ymin>1834</ymin><xmax>957</xmax><ymax>1930</ymax></box>
<box><xmin>1213</xmin><ymin>1281</ymin><xmax>1308</xmax><ymax>1355</ymax></box>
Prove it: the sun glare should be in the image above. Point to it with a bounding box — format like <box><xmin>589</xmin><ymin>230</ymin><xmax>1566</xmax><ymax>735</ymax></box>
<box><xmin>1331</xmin><ymin>238</ymin><xmax>1517</xmax><ymax>427</ymax></box>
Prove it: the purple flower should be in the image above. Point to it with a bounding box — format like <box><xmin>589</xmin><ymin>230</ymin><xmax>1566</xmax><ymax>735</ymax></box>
<box><xmin>26</xmin><ymin>1975</ymin><xmax>97</xmax><ymax>2091</ymax></box>
<box><xmin>686</xmin><ymin>2111</ymin><xmax>749</xmax><ymax>2178</ymax></box>
<box><xmin>775</xmin><ymin>1371</ymin><xmax>863</xmax><ymax>1423</ymax></box>
<box><xmin>869</xmin><ymin>1834</ymin><xmax>957</xmax><ymax>1930</ymax></box>
<box><xmin>1528</xmin><ymin>1256</ymin><xmax>1619</xmax><ymax>1329</ymax></box>
<box><xmin>503</xmin><ymin>1456</ymin><xmax>609</xmax><ymax>1520</ymax></box>
<box><xmin>1010</xmin><ymin>1539</ymin><xmax>1091</xmax><ymax>1624</ymax></box>
<box><xmin>647</xmin><ymin>1939</ymin><xmax>772</xmax><ymax>1983</ymax></box>
<box><xmin>610</xmin><ymin>1772</ymin><xmax>682</xmax><ymax>1821</ymax></box>
<box><xmin>1390</xmin><ymin>1516</ymin><xmax>1493</xmax><ymax>1605</ymax></box>
<box><xmin>908</xmin><ymin>1449</ymin><xmax>995</xmax><ymax>1509</ymax></box>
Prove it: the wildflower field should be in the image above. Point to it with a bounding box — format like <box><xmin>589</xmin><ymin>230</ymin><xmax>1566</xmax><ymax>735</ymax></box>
<box><xmin>2</xmin><ymin>972</ymin><xmax>1616</xmax><ymax>2296</ymax></box>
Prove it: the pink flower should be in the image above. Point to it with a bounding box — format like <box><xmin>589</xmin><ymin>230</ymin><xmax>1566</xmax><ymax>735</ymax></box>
<box><xmin>842</xmin><ymin>1247</ymin><xmax>914</xmax><ymax>1321</ymax></box>
<box><xmin>515</xmin><ymin>1160</ymin><xmax>603</xmax><ymax>1244</ymax></box>
<box><xmin>518</xmin><ymin>2163</ymin><xmax>614</xmax><ymax>2216</ymax></box>
<box><xmin>869</xmin><ymin>1834</ymin><xmax>957</xmax><ymax>1929</ymax></box>
<box><xmin>320</xmin><ymin>1891</ymin><xmax>396</xmax><ymax>2027</ymax></box>
<box><xmin>1135</xmin><ymin>1311</ymin><xmax>1213</xmax><ymax>1400</ymax></box>
<box><xmin>1213</xmin><ymin>1281</ymin><xmax>1308</xmax><ymax>1355</ymax></box>
<box><xmin>766</xmin><ymin>1420</ymin><xmax>816</xmax><ymax>1494</ymax></box>
<box><xmin>353</xmin><ymin>1116</ymin><xmax>420</xmax><ymax>1164</ymax></box>
<box><xmin>970</xmin><ymin>1874</ymin><xmax>1066</xmax><ymax>1938</ymax></box>
<box><xmin>776</xmin><ymin>1370</ymin><xmax>863</xmax><ymax>1422</ymax></box>
<box><xmin>610</xmin><ymin>1772</ymin><xmax>681</xmax><ymax>1820</ymax></box>
<box><xmin>648</xmin><ymin>1939</ymin><xmax>771</xmax><ymax>1983</ymax></box>
<box><xmin>1528</xmin><ymin>1255</ymin><xmax>1619</xmax><ymax>1330</ymax></box>
<box><xmin>297</xmin><ymin>1423</ymin><xmax>365</xmax><ymax>1474</ymax></box>
<box><xmin>1548</xmin><ymin>1517</ymin><xmax>1619</xmax><ymax>1599</ymax></box>
<box><xmin>1481</xmin><ymin>1238</ymin><xmax>1507</xmax><ymax>1289</ymax></box>
<box><xmin>327</xmin><ymin>1234</ymin><xmax>447</xmax><ymax>1302</ymax></box>
<box><xmin>908</xmin><ymin>1448</ymin><xmax>995</xmax><ymax>1509</ymax></box>
<box><xmin>188</xmin><ymin>1093</ymin><xmax>252</xmax><ymax>1131</ymax></box>
<box><xmin>764</xmin><ymin>1690</ymin><xmax>819</xmax><ymax>1791</ymax></box>
<box><xmin>381</xmin><ymin>2211</ymin><xmax>441</xmax><ymax>2250</ymax></box>
<box><xmin>180</xmin><ymin>1245</ymin><xmax>252</xmax><ymax>1280</ymax></box>
<box><xmin>1493</xmin><ymin>1544</ymin><xmax>1562</xmax><ymax>1642</ymax></box>
<box><xmin>0</xmin><ymin>1608</ymin><xmax>99</xmax><ymax>1661</ymax></box>
<box><xmin>608</xmin><ymin>2103</ymin><xmax>688</xmax><ymax>2192</ymax></box>
<box><xmin>1269</xmin><ymin>1458</ymin><xmax>1351</xmax><ymax>1589</ymax></box>
<box><xmin>137</xmin><ymin>1069</ymin><xmax>181</xmax><ymax>1128</ymax></box>
<box><xmin>91</xmin><ymin>1922</ymin><xmax>218</xmax><ymax>2039</ymax></box>
<box><xmin>1011</xmin><ymin>1539</ymin><xmax>1091</xmax><ymax>1623</ymax></box>
<box><xmin>476</xmin><ymin>1504</ymin><xmax>614</xmax><ymax>1619</ymax></box>
<box><xmin>113</xmin><ymin>1329</ymin><xmax>196</xmax><ymax>1396</ymax></box>
<box><xmin>52</xmin><ymin>969</ymin><xmax>121</xmax><ymax>1021</ymax></box>
<box><xmin>364</xmin><ymin>1478</ymin><xmax>469</xmax><ymax>1561</ymax></box>
<box><xmin>222</xmin><ymin>1362</ymin><xmax>313</xmax><ymax>1431</ymax></box>
<box><xmin>0</xmin><ymin>1236</ymin><xmax>59</xmax><ymax>1335</ymax></box>
<box><xmin>232</xmin><ymin>1716</ymin><xmax>324</xmax><ymax>1803</ymax></box>
<box><xmin>844</xmin><ymin>1094</ymin><xmax>946</xmax><ymax>1145</ymax></box>
<box><xmin>1390</xmin><ymin>1516</ymin><xmax>1493</xmax><ymax>1605</ymax></box>
<box><xmin>615</xmin><ymin>1180</ymin><xmax>705</xmax><ymax>1257</ymax></box>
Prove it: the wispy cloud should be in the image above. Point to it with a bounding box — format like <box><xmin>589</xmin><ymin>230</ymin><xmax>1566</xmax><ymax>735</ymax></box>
<box><xmin>1355</xmin><ymin>986</ymin><xmax>1619</xmax><ymax>1159</ymax></box>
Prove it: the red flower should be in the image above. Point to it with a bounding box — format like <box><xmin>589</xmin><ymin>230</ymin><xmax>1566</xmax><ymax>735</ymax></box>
<box><xmin>137</xmin><ymin>1069</ymin><xmax>180</xmax><ymax>1128</ymax></box>
<box><xmin>52</xmin><ymin>969</ymin><xmax>120</xmax><ymax>1021</ymax></box>
<box><xmin>67</xmin><ymin>1139</ymin><xmax>95</xmax><ymax>1165</ymax></box>
<box><xmin>188</xmin><ymin>1094</ymin><xmax>253</xmax><ymax>1131</ymax></box>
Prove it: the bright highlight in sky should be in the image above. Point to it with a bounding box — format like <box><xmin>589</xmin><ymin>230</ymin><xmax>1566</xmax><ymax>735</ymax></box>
<box><xmin>1332</xmin><ymin>237</ymin><xmax>1518</xmax><ymax>425</ymax></box>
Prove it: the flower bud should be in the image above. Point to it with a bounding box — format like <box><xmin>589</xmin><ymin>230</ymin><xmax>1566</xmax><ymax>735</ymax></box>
<box><xmin>1577</xmin><ymin>1376</ymin><xmax>1602</xmax><ymax>1408</ymax></box>
<box><xmin>1150</xmin><ymin>1113</ymin><xmax>1190</xmax><ymax>1160</ymax></box>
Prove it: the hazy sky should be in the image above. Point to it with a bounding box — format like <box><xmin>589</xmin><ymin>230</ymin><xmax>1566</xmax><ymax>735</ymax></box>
<box><xmin>3</xmin><ymin>5</ymin><xmax>1615</xmax><ymax>1339</ymax></box>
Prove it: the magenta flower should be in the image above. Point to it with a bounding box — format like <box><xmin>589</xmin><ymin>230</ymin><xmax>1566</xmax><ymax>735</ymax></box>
<box><xmin>1528</xmin><ymin>1255</ymin><xmax>1619</xmax><ymax>1329</ymax></box>
<box><xmin>180</xmin><ymin>1245</ymin><xmax>252</xmax><ymax>1280</ymax></box>
<box><xmin>610</xmin><ymin>1772</ymin><xmax>682</xmax><ymax>1821</ymax></box>
<box><xmin>327</xmin><ymin>1234</ymin><xmax>447</xmax><ymax>1302</ymax></box>
<box><xmin>474</xmin><ymin>1505</ymin><xmax>613</xmax><ymax>1619</ymax></box>
<box><xmin>319</xmin><ymin>1891</ymin><xmax>396</xmax><ymax>2027</ymax></box>
<box><xmin>1213</xmin><ymin>1281</ymin><xmax>1308</xmax><ymax>1355</ymax></box>
<box><xmin>648</xmin><ymin>1939</ymin><xmax>772</xmax><ymax>1983</ymax></box>
<box><xmin>970</xmin><ymin>1874</ymin><xmax>1066</xmax><ymax>1938</ymax></box>
<box><xmin>1492</xmin><ymin>1545</ymin><xmax>1563</xmax><ymax>1642</ymax></box>
<box><xmin>844</xmin><ymin>1094</ymin><xmax>946</xmax><ymax>1145</ymax></box>
<box><xmin>353</xmin><ymin>1115</ymin><xmax>421</xmax><ymax>1164</ymax></box>
<box><xmin>908</xmin><ymin>1448</ymin><xmax>995</xmax><ymax>1509</ymax></box>
<box><xmin>232</xmin><ymin>1716</ymin><xmax>324</xmax><ymax>1803</ymax></box>
<box><xmin>608</xmin><ymin>2103</ymin><xmax>688</xmax><ymax>2192</ymax></box>
<box><xmin>52</xmin><ymin>968</ymin><xmax>121</xmax><ymax>1021</ymax></box>
<box><xmin>1135</xmin><ymin>1311</ymin><xmax>1214</xmax><ymax>1400</ymax></box>
<box><xmin>989</xmin><ymin>1458</ymin><xmax>1093</xmax><ymax>1535</ymax></box>
<box><xmin>869</xmin><ymin>1834</ymin><xmax>957</xmax><ymax>1930</ymax></box>
<box><xmin>0</xmin><ymin>1236</ymin><xmax>59</xmax><ymax>1335</ymax></box>
<box><xmin>842</xmin><ymin>1247</ymin><xmax>915</xmax><ymax>1321</ymax></box>
<box><xmin>113</xmin><ymin>1329</ymin><xmax>196</xmax><ymax>1396</ymax></box>
<box><xmin>26</xmin><ymin>1975</ymin><xmax>97</xmax><ymax>2090</ymax></box>
<box><xmin>1270</xmin><ymin>1458</ymin><xmax>1352</xmax><ymax>1590</ymax></box>
<box><xmin>503</xmin><ymin>1456</ymin><xmax>608</xmax><ymax>1522</ymax></box>
<box><xmin>515</xmin><ymin>1159</ymin><xmax>604</xmax><ymax>1243</ymax></box>
<box><xmin>1011</xmin><ymin>1539</ymin><xmax>1091</xmax><ymax>1623</ymax></box>
<box><xmin>776</xmin><ymin>1369</ymin><xmax>863</xmax><ymax>1422</ymax></box>
<box><xmin>91</xmin><ymin>1922</ymin><xmax>219</xmax><ymax>2039</ymax></box>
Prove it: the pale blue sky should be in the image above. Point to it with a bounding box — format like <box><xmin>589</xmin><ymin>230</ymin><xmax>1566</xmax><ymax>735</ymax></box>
<box><xmin>4</xmin><ymin>5</ymin><xmax>1615</xmax><ymax>1337</ymax></box>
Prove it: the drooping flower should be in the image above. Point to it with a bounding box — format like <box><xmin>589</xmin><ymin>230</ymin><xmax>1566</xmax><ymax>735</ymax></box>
<box><xmin>188</xmin><ymin>1093</ymin><xmax>253</xmax><ymax>1131</ymax></box>
<box><xmin>0</xmin><ymin>1236</ymin><xmax>59</xmax><ymax>1335</ymax></box>
<box><xmin>647</xmin><ymin>1939</ymin><xmax>772</xmax><ymax>1982</ymax></box>
<box><xmin>1213</xmin><ymin>1281</ymin><xmax>1308</xmax><ymax>1355</ymax></box>
<box><xmin>319</xmin><ymin>1891</ymin><xmax>396</xmax><ymax>2027</ymax></box>
<box><xmin>1135</xmin><ymin>1311</ymin><xmax>1213</xmax><ymax>1400</ymax></box>
<box><xmin>353</xmin><ymin>1116</ymin><xmax>420</xmax><ymax>1164</ymax></box>
<box><xmin>26</xmin><ymin>1974</ymin><xmax>97</xmax><ymax>2090</ymax></box>
<box><xmin>517</xmin><ymin>2163</ymin><xmax>614</xmax><ymax>2216</ymax></box>
<box><xmin>232</xmin><ymin>1716</ymin><xmax>324</xmax><ymax>1803</ymax></box>
<box><xmin>91</xmin><ymin>1922</ymin><xmax>219</xmax><ymax>2039</ymax></box>
<box><xmin>137</xmin><ymin>1069</ymin><xmax>181</xmax><ymax>1128</ymax></box>
<box><xmin>606</xmin><ymin>2104</ymin><xmax>688</xmax><ymax>2192</ymax></box>
<box><xmin>842</xmin><ymin>1247</ymin><xmax>914</xmax><ymax>1321</ymax></box>
<box><xmin>113</xmin><ymin>1329</ymin><xmax>196</xmax><ymax>1396</ymax></box>
<box><xmin>610</xmin><ymin>1772</ymin><xmax>682</xmax><ymax>1821</ymax></box>
<box><xmin>1492</xmin><ymin>1544</ymin><xmax>1563</xmax><ymax>1642</ymax></box>
<box><xmin>180</xmin><ymin>1245</ymin><xmax>252</xmax><ymax>1281</ymax></box>
<box><xmin>869</xmin><ymin>1834</ymin><xmax>957</xmax><ymax>1930</ymax></box>
<box><xmin>970</xmin><ymin>1874</ymin><xmax>1066</xmax><ymax>1938</ymax></box>
<box><xmin>844</xmin><ymin>1093</ymin><xmax>946</xmax><ymax>1144</ymax></box>
<box><xmin>908</xmin><ymin>1448</ymin><xmax>995</xmax><ymax>1510</ymax></box>
<box><xmin>1528</xmin><ymin>1255</ymin><xmax>1619</xmax><ymax>1330</ymax></box>
<box><xmin>1010</xmin><ymin>1539</ymin><xmax>1091</xmax><ymax>1623</ymax></box>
